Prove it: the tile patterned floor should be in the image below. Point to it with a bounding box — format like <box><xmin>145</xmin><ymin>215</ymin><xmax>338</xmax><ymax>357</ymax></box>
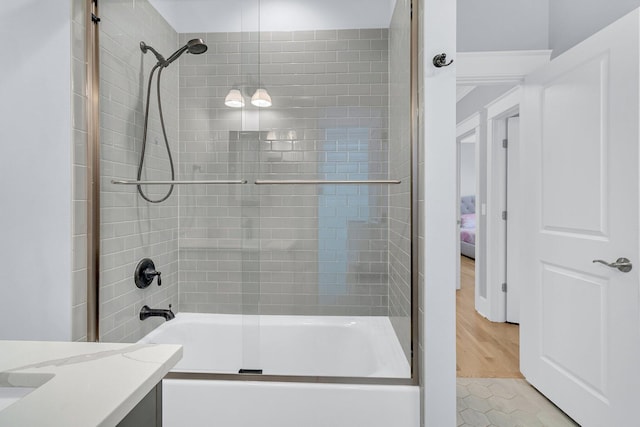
<box><xmin>456</xmin><ymin>378</ymin><xmax>580</xmax><ymax>427</ymax></box>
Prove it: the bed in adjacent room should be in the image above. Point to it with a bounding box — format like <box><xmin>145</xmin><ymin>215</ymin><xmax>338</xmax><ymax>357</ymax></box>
<box><xmin>460</xmin><ymin>195</ymin><xmax>476</xmax><ymax>259</ymax></box>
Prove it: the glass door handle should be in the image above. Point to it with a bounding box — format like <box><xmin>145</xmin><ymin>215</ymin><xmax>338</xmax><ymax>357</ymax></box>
<box><xmin>592</xmin><ymin>258</ymin><xmax>633</xmax><ymax>273</ymax></box>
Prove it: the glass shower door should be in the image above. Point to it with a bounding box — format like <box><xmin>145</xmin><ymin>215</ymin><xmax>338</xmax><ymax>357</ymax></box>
<box><xmin>175</xmin><ymin>1</ymin><xmax>263</xmax><ymax>374</ymax></box>
<box><xmin>251</xmin><ymin>4</ymin><xmax>414</xmax><ymax>377</ymax></box>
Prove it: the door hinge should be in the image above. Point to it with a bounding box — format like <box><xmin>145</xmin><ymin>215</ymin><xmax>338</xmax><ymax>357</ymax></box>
<box><xmin>91</xmin><ymin>13</ymin><xmax>101</xmax><ymax>23</ymax></box>
<box><xmin>502</xmin><ymin>138</ymin><xmax>508</xmax><ymax>149</ymax></box>
<box><xmin>502</xmin><ymin>210</ymin><xmax>507</xmax><ymax>220</ymax></box>
<box><xmin>502</xmin><ymin>283</ymin><xmax>507</xmax><ymax>292</ymax></box>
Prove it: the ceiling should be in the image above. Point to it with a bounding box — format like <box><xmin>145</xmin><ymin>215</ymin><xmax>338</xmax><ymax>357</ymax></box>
<box><xmin>456</xmin><ymin>85</ymin><xmax>476</xmax><ymax>103</ymax></box>
<box><xmin>148</xmin><ymin>0</ymin><xmax>398</xmax><ymax>33</ymax></box>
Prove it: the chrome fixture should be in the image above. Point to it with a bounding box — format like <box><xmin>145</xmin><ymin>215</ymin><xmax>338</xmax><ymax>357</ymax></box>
<box><xmin>164</xmin><ymin>38</ymin><xmax>208</xmax><ymax>66</ymax></box>
<box><xmin>134</xmin><ymin>258</ymin><xmax>162</xmax><ymax>288</ymax></box>
<box><xmin>139</xmin><ymin>41</ymin><xmax>166</xmax><ymax>65</ymax></box>
<box><xmin>432</xmin><ymin>52</ymin><xmax>453</xmax><ymax>68</ymax></box>
<box><xmin>254</xmin><ymin>179</ymin><xmax>401</xmax><ymax>185</ymax></box>
<box><xmin>112</xmin><ymin>179</ymin><xmax>247</xmax><ymax>186</ymax></box>
<box><xmin>112</xmin><ymin>179</ymin><xmax>397</xmax><ymax>186</ymax></box>
<box><xmin>593</xmin><ymin>257</ymin><xmax>633</xmax><ymax>273</ymax></box>
<box><xmin>137</xmin><ymin>38</ymin><xmax>208</xmax><ymax>203</ymax></box>
<box><xmin>140</xmin><ymin>304</ymin><xmax>175</xmax><ymax>321</ymax></box>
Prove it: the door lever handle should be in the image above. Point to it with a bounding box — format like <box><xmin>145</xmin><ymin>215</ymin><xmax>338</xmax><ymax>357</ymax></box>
<box><xmin>592</xmin><ymin>258</ymin><xmax>633</xmax><ymax>273</ymax></box>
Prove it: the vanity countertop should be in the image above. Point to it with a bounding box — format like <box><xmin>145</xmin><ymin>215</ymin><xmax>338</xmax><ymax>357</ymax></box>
<box><xmin>0</xmin><ymin>340</ymin><xmax>182</xmax><ymax>426</ymax></box>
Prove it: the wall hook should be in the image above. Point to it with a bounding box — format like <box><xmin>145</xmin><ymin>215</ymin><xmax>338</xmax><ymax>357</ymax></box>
<box><xmin>432</xmin><ymin>53</ymin><xmax>453</xmax><ymax>68</ymax></box>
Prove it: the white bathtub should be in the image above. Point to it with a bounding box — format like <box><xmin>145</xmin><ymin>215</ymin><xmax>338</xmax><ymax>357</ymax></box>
<box><xmin>140</xmin><ymin>313</ymin><xmax>419</xmax><ymax>427</ymax></box>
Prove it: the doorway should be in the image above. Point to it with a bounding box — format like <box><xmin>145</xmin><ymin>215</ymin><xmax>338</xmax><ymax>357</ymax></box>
<box><xmin>455</xmin><ymin>87</ymin><xmax>521</xmax><ymax>378</ymax></box>
<box><xmin>454</xmin><ymin>85</ymin><xmax>579</xmax><ymax>426</ymax></box>
<box><xmin>454</xmin><ymin>87</ymin><xmax>580</xmax><ymax>425</ymax></box>
<box><xmin>455</xmin><ymin>113</ymin><xmax>480</xmax><ymax>294</ymax></box>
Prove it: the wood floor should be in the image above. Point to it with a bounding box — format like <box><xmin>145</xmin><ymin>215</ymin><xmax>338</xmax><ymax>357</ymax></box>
<box><xmin>456</xmin><ymin>256</ymin><xmax>523</xmax><ymax>378</ymax></box>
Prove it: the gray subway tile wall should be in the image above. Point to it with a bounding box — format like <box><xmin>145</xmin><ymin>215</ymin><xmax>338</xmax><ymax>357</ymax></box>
<box><xmin>388</xmin><ymin>0</ymin><xmax>413</xmax><ymax>362</ymax></box>
<box><xmin>99</xmin><ymin>0</ymin><xmax>180</xmax><ymax>342</ymax></box>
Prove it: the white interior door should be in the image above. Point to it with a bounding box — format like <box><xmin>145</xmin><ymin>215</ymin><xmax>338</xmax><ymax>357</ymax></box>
<box><xmin>485</xmin><ymin>90</ymin><xmax>521</xmax><ymax>322</ymax></box>
<box><xmin>520</xmin><ymin>9</ymin><xmax>640</xmax><ymax>426</ymax></box>
<box><xmin>505</xmin><ymin>116</ymin><xmax>519</xmax><ymax>323</ymax></box>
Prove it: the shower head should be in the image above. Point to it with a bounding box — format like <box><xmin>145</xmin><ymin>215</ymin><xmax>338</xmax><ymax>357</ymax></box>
<box><xmin>186</xmin><ymin>38</ymin><xmax>208</xmax><ymax>55</ymax></box>
<box><xmin>140</xmin><ymin>39</ymin><xmax>208</xmax><ymax>68</ymax></box>
<box><xmin>164</xmin><ymin>39</ymin><xmax>208</xmax><ymax>66</ymax></box>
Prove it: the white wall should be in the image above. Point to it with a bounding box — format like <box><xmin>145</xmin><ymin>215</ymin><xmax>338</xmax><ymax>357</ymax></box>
<box><xmin>457</xmin><ymin>0</ymin><xmax>549</xmax><ymax>52</ymax></box>
<box><xmin>420</xmin><ymin>0</ymin><xmax>457</xmax><ymax>424</ymax></box>
<box><xmin>149</xmin><ymin>0</ymin><xmax>397</xmax><ymax>32</ymax></box>
<box><xmin>0</xmin><ymin>1</ymin><xmax>72</xmax><ymax>341</ymax></box>
<box><xmin>549</xmin><ymin>0</ymin><xmax>640</xmax><ymax>56</ymax></box>
<box><xmin>459</xmin><ymin>142</ymin><xmax>475</xmax><ymax>197</ymax></box>
<box><xmin>457</xmin><ymin>0</ymin><xmax>640</xmax><ymax>57</ymax></box>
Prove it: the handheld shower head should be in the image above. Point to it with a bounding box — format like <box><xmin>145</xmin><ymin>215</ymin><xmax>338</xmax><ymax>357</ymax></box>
<box><xmin>140</xmin><ymin>39</ymin><xmax>208</xmax><ymax>68</ymax></box>
<box><xmin>136</xmin><ymin>37</ymin><xmax>209</xmax><ymax>204</ymax></box>
<box><xmin>164</xmin><ymin>39</ymin><xmax>208</xmax><ymax>66</ymax></box>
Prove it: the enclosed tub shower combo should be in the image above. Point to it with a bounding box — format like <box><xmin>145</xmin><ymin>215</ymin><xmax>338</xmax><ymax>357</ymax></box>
<box><xmin>87</xmin><ymin>0</ymin><xmax>419</xmax><ymax>425</ymax></box>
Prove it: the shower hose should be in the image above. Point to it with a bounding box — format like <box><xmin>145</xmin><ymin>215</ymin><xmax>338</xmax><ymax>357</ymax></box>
<box><xmin>137</xmin><ymin>63</ymin><xmax>175</xmax><ymax>203</ymax></box>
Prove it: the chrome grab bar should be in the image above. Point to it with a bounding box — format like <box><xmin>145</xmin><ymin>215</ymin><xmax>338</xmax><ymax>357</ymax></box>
<box><xmin>111</xmin><ymin>179</ymin><xmax>247</xmax><ymax>185</ymax></box>
<box><xmin>112</xmin><ymin>179</ymin><xmax>400</xmax><ymax>186</ymax></box>
<box><xmin>254</xmin><ymin>179</ymin><xmax>401</xmax><ymax>185</ymax></box>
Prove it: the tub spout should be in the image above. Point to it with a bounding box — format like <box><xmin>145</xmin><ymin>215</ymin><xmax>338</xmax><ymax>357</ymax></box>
<box><xmin>140</xmin><ymin>304</ymin><xmax>175</xmax><ymax>321</ymax></box>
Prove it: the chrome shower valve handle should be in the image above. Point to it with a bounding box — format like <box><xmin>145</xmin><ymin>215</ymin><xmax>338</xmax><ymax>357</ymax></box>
<box><xmin>144</xmin><ymin>267</ymin><xmax>162</xmax><ymax>286</ymax></box>
<box><xmin>135</xmin><ymin>258</ymin><xmax>163</xmax><ymax>288</ymax></box>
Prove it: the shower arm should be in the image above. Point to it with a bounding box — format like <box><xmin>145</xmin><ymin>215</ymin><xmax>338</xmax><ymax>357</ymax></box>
<box><xmin>140</xmin><ymin>42</ymin><xmax>166</xmax><ymax>66</ymax></box>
